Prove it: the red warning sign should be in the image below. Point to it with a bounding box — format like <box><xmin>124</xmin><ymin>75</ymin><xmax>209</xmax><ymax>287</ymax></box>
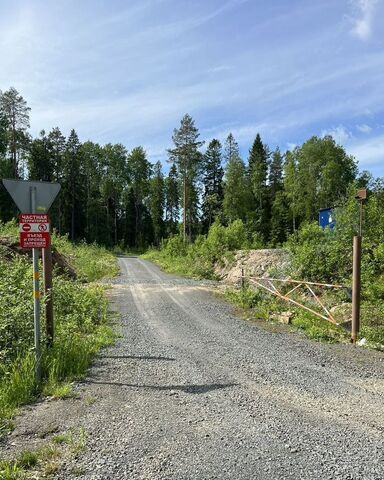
<box><xmin>19</xmin><ymin>214</ymin><xmax>50</xmax><ymax>249</ymax></box>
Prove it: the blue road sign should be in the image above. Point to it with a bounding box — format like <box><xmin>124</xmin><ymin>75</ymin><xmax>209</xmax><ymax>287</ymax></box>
<box><xmin>319</xmin><ymin>208</ymin><xmax>335</xmax><ymax>229</ymax></box>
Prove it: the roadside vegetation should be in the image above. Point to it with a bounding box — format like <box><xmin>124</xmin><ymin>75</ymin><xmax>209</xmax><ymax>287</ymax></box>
<box><xmin>145</xmin><ymin>184</ymin><xmax>384</xmax><ymax>349</ymax></box>
<box><xmin>0</xmin><ymin>221</ymin><xmax>118</xmax><ymax>436</ymax></box>
<box><xmin>0</xmin><ymin>427</ymin><xmax>86</xmax><ymax>479</ymax></box>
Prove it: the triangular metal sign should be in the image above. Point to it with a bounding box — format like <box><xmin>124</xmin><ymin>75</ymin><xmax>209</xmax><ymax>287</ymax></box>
<box><xmin>2</xmin><ymin>179</ymin><xmax>61</xmax><ymax>214</ymax></box>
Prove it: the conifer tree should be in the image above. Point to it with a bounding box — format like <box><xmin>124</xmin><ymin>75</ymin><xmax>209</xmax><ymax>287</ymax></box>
<box><xmin>99</xmin><ymin>143</ymin><xmax>127</xmax><ymax>245</ymax></box>
<box><xmin>165</xmin><ymin>164</ymin><xmax>179</xmax><ymax>236</ymax></box>
<box><xmin>0</xmin><ymin>110</ymin><xmax>14</xmax><ymax>220</ymax></box>
<box><xmin>127</xmin><ymin>146</ymin><xmax>152</xmax><ymax>248</ymax></box>
<box><xmin>62</xmin><ymin>129</ymin><xmax>83</xmax><ymax>241</ymax></box>
<box><xmin>223</xmin><ymin>134</ymin><xmax>252</xmax><ymax>223</ymax></box>
<box><xmin>284</xmin><ymin>150</ymin><xmax>299</xmax><ymax>232</ymax></box>
<box><xmin>223</xmin><ymin>133</ymin><xmax>238</xmax><ymax>165</ymax></box>
<box><xmin>149</xmin><ymin>161</ymin><xmax>165</xmax><ymax>245</ymax></box>
<box><xmin>248</xmin><ymin>133</ymin><xmax>270</xmax><ymax>241</ymax></box>
<box><xmin>47</xmin><ymin>127</ymin><xmax>66</xmax><ymax>234</ymax></box>
<box><xmin>168</xmin><ymin>114</ymin><xmax>204</xmax><ymax>242</ymax></box>
<box><xmin>269</xmin><ymin>147</ymin><xmax>284</xmax><ymax>200</ymax></box>
<box><xmin>201</xmin><ymin>139</ymin><xmax>224</xmax><ymax>233</ymax></box>
<box><xmin>0</xmin><ymin>87</ymin><xmax>31</xmax><ymax>178</ymax></box>
<box><xmin>270</xmin><ymin>191</ymin><xmax>289</xmax><ymax>245</ymax></box>
<box><xmin>28</xmin><ymin>130</ymin><xmax>54</xmax><ymax>181</ymax></box>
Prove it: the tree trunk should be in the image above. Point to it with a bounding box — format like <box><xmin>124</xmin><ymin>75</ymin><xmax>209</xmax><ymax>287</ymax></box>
<box><xmin>71</xmin><ymin>183</ymin><xmax>75</xmax><ymax>241</ymax></box>
<box><xmin>183</xmin><ymin>170</ymin><xmax>187</xmax><ymax>242</ymax></box>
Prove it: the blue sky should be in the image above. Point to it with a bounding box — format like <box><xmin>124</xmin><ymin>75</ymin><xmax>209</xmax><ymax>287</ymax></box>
<box><xmin>1</xmin><ymin>0</ymin><xmax>383</xmax><ymax>176</ymax></box>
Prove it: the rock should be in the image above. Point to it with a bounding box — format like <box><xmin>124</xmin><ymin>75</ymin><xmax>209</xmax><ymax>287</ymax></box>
<box><xmin>330</xmin><ymin>303</ymin><xmax>352</xmax><ymax>323</ymax></box>
<box><xmin>278</xmin><ymin>311</ymin><xmax>294</xmax><ymax>324</ymax></box>
<box><xmin>214</xmin><ymin>249</ymin><xmax>291</xmax><ymax>285</ymax></box>
<box><xmin>272</xmin><ymin>311</ymin><xmax>294</xmax><ymax>324</ymax></box>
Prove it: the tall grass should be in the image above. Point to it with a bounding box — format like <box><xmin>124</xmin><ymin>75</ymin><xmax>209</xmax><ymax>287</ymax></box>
<box><xmin>52</xmin><ymin>234</ymin><xmax>119</xmax><ymax>281</ymax></box>
<box><xmin>0</xmin><ymin>222</ymin><xmax>119</xmax><ymax>433</ymax></box>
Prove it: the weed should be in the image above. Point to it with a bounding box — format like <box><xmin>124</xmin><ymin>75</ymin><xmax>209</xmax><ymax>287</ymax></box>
<box><xmin>39</xmin><ymin>445</ymin><xmax>61</xmax><ymax>462</ymax></box>
<box><xmin>224</xmin><ymin>288</ymin><xmax>264</xmax><ymax>310</ymax></box>
<box><xmin>16</xmin><ymin>451</ymin><xmax>39</xmax><ymax>469</ymax></box>
<box><xmin>52</xmin><ymin>427</ymin><xmax>87</xmax><ymax>455</ymax></box>
<box><xmin>52</xmin><ymin>433</ymin><xmax>71</xmax><ymax>445</ymax></box>
<box><xmin>84</xmin><ymin>395</ymin><xmax>97</xmax><ymax>406</ymax></box>
<box><xmin>43</xmin><ymin>461</ymin><xmax>60</xmax><ymax>475</ymax></box>
<box><xmin>43</xmin><ymin>382</ymin><xmax>76</xmax><ymax>400</ymax></box>
<box><xmin>71</xmin><ymin>427</ymin><xmax>87</xmax><ymax>455</ymax></box>
<box><xmin>0</xmin><ymin>461</ymin><xmax>24</xmax><ymax>480</ymax></box>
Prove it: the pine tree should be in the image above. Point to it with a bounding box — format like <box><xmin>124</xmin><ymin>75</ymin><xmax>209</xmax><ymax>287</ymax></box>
<box><xmin>62</xmin><ymin>129</ymin><xmax>83</xmax><ymax>241</ymax></box>
<box><xmin>0</xmin><ymin>87</ymin><xmax>31</xmax><ymax>178</ymax></box>
<box><xmin>123</xmin><ymin>186</ymin><xmax>137</xmax><ymax>248</ymax></box>
<box><xmin>81</xmin><ymin>141</ymin><xmax>104</xmax><ymax>243</ymax></box>
<box><xmin>270</xmin><ymin>191</ymin><xmax>289</xmax><ymax>245</ymax></box>
<box><xmin>28</xmin><ymin>130</ymin><xmax>55</xmax><ymax>181</ymax></box>
<box><xmin>167</xmin><ymin>114</ymin><xmax>204</xmax><ymax>242</ymax></box>
<box><xmin>99</xmin><ymin>143</ymin><xmax>128</xmax><ymax>245</ymax></box>
<box><xmin>283</xmin><ymin>150</ymin><xmax>299</xmax><ymax>232</ymax></box>
<box><xmin>0</xmin><ymin>110</ymin><xmax>14</xmax><ymax>221</ymax></box>
<box><xmin>165</xmin><ymin>164</ymin><xmax>179</xmax><ymax>236</ymax></box>
<box><xmin>269</xmin><ymin>147</ymin><xmax>283</xmax><ymax>200</ymax></box>
<box><xmin>223</xmin><ymin>133</ymin><xmax>238</xmax><ymax>164</ymax></box>
<box><xmin>223</xmin><ymin>155</ymin><xmax>251</xmax><ymax>223</ymax></box>
<box><xmin>248</xmin><ymin>133</ymin><xmax>270</xmax><ymax>241</ymax></box>
<box><xmin>149</xmin><ymin>161</ymin><xmax>165</xmax><ymax>245</ymax></box>
<box><xmin>127</xmin><ymin>147</ymin><xmax>152</xmax><ymax>248</ymax></box>
<box><xmin>47</xmin><ymin>127</ymin><xmax>66</xmax><ymax>234</ymax></box>
<box><xmin>201</xmin><ymin>139</ymin><xmax>224</xmax><ymax>233</ymax></box>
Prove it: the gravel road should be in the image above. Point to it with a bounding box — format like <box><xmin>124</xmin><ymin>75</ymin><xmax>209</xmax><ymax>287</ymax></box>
<box><xmin>6</xmin><ymin>257</ymin><xmax>383</xmax><ymax>479</ymax></box>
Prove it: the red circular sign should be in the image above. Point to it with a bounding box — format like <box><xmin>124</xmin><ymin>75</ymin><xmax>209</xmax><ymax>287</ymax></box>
<box><xmin>38</xmin><ymin>224</ymin><xmax>47</xmax><ymax>232</ymax></box>
<box><xmin>22</xmin><ymin>224</ymin><xmax>31</xmax><ymax>232</ymax></box>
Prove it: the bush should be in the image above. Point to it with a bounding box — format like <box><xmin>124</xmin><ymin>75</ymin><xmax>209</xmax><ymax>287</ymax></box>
<box><xmin>0</xmin><ymin>223</ymin><xmax>118</xmax><ymax>432</ymax></box>
<box><xmin>286</xmin><ymin>222</ymin><xmax>350</xmax><ymax>283</ymax></box>
<box><xmin>144</xmin><ymin>220</ymin><xmax>250</xmax><ymax>279</ymax></box>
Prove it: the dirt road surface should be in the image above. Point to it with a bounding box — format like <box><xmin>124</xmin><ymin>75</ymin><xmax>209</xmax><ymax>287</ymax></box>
<box><xmin>3</xmin><ymin>257</ymin><xmax>384</xmax><ymax>479</ymax></box>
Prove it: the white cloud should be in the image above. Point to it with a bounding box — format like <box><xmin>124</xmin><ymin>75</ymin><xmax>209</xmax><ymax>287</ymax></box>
<box><xmin>348</xmin><ymin>134</ymin><xmax>384</xmax><ymax>168</ymax></box>
<box><xmin>321</xmin><ymin>125</ymin><xmax>352</xmax><ymax>144</ymax></box>
<box><xmin>350</xmin><ymin>0</ymin><xmax>378</xmax><ymax>40</ymax></box>
<box><xmin>286</xmin><ymin>143</ymin><xmax>298</xmax><ymax>151</ymax></box>
<box><xmin>356</xmin><ymin>123</ymin><xmax>373</xmax><ymax>133</ymax></box>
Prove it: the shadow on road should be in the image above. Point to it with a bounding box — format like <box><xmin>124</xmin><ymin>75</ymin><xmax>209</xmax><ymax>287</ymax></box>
<box><xmin>87</xmin><ymin>380</ymin><xmax>238</xmax><ymax>394</ymax></box>
<box><xmin>100</xmin><ymin>355</ymin><xmax>176</xmax><ymax>361</ymax></box>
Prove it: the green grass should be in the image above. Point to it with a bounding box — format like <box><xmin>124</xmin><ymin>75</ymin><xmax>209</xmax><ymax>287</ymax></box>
<box><xmin>43</xmin><ymin>382</ymin><xmax>75</xmax><ymax>400</ymax></box>
<box><xmin>52</xmin><ymin>427</ymin><xmax>87</xmax><ymax>454</ymax></box>
<box><xmin>0</xmin><ymin>439</ymin><xmax>76</xmax><ymax>479</ymax></box>
<box><xmin>52</xmin><ymin>234</ymin><xmax>119</xmax><ymax>282</ymax></box>
<box><xmin>224</xmin><ymin>287</ymin><xmax>351</xmax><ymax>344</ymax></box>
<box><xmin>142</xmin><ymin>249</ymin><xmax>203</xmax><ymax>278</ymax></box>
<box><xmin>0</xmin><ymin>221</ymin><xmax>119</xmax><ymax>435</ymax></box>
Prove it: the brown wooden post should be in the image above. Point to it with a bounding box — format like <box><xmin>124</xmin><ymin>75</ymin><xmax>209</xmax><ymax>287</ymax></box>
<box><xmin>351</xmin><ymin>235</ymin><xmax>361</xmax><ymax>344</ymax></box>
<box><xmin>43</xmin><ymin>243</ymin><xmax>54</xmax><ymax>348</ymax></box>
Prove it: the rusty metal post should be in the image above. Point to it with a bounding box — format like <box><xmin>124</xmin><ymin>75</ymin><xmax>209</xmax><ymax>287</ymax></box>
<box><xmin>43</xmin><ymin>243</ymin><xmax>54</xmax><ymax>348</ymax></box>
<box><xmin>241</xmin><ymin>268</ymin><xmax>245</xmax><ymax>290</ymax></box>
<box><xmin>351</xmin><ymin>235</ymin><xmax>362</xmax><ymax>344</ymax></box>
<box><xmin>31</xmin><ymin>187</ymin><xmax>42</xmax><ymax>383</ymax></box>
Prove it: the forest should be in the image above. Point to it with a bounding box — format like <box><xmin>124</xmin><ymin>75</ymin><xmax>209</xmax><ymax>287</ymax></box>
<box><xmin>1</xmin><ymin>86</ymin><xmax>380</xmax><ymax>250</ymax></box>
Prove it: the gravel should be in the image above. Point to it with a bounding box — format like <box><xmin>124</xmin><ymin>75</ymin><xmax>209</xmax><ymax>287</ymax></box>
<box><xmin>3</xmin><ymin>257</ymin><xmax>384</xmax><ymax>479</ymax></box>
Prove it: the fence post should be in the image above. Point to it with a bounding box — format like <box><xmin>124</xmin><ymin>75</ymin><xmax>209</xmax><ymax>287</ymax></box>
<box><xmin>351</xmin><ymin>235</ymin><xmax>362</xmax><ymax>344</ymax></box>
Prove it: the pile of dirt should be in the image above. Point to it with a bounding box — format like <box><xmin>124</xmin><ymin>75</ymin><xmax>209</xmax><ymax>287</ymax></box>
<box><xmin>0</xmin><ymin>237</ymin><xmax>77</xmax><ymax>279</ymax></box>
<box><xmin>215</xmin><ymin>249</ymin><xmax>291</xmax><ymax>285</ymax></box>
